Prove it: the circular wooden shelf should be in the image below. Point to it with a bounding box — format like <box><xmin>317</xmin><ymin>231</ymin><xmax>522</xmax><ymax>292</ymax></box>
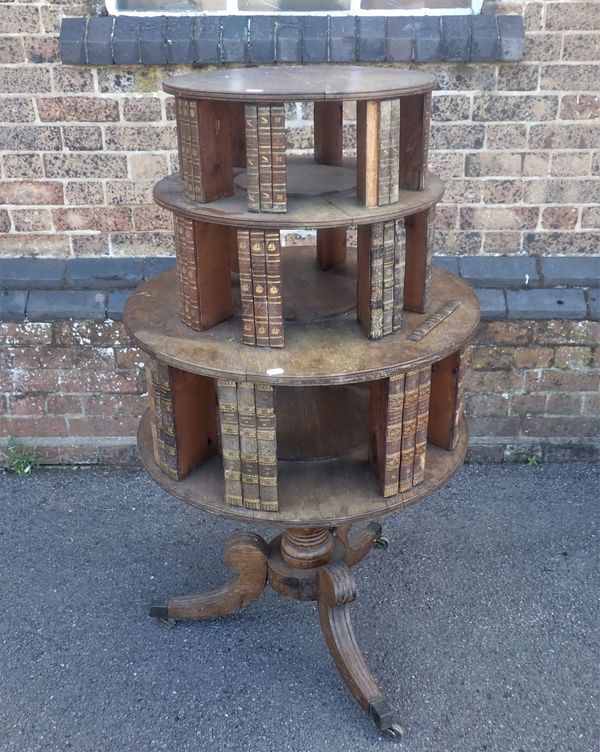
<box><xmin>154</xmin><ymin>167</ymin><xmax>444</xmax><ymax>230</ymax></box>
<box><xmin>138</xmin><ymin>410</ymin><xmax>468</xmax><ymax>527</ymax></box>
<box><xmin>123</xmin><ymin>266</ymin><xmax>479</xmax><ymax>387</ymax></box>
<box><xmin>163</xmin><ymin>65</ymin><xmax>436</xmax><ymax>102</ymax></box>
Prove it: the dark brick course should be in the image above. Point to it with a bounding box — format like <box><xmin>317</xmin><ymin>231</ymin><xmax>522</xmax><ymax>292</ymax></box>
<box><xmin>60</xmin><ymin>14</ymin><xmax>524</xmax><ymax>66</ymax></box>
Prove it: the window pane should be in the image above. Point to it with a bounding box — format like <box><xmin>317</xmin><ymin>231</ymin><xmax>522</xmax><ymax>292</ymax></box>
<box><xmin>361</xmin><ymin>0</ymin><xmax>470</xmax><ymax>8</ymax></box>
<box><xmin>116</xmin><ymin>0</ymin><xmax>226</xmax><ymax>10</ymax></box>
<box><xmin>239</xmin><ymin>0</ymin><xmax>350</xmax><ymax>9</ymax></box>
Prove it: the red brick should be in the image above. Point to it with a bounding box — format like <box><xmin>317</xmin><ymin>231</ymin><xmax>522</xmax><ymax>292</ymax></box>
<box><xmin>11</xmin><ymin>209</ymin><xmax>53</xmax><ymax>232</ymax></box>
<box><xmin>485</xmin><ymin>124</ymin><xmax>528</xmax><ymax>151</ymax></box>
<box><xmin>550</xmin><ymin>152</ymin><xmax>592</xmax><ymax>177</ymax></box>
<box><xmin>582</xmin><ymin>393</ymin><xmax>600</xmax><ymax>415</ymax></box>
<box><xmin>554</xmin><ymin>346</ymin><xmax>592</xmax><ymax>368</ymax></box>
<box><xmin>104</xmin><ymin>125</ymin><xmax>177</xmax><ymax>151</ymax></box>
<box><xmin>482</xmin><ymin>232</ymin><xmax>522</xmax><ymax>254</ymax></box>
<box><xmin>122</xmin><ymin>97</ymin><xmax>163</xmax><ymax>121</ymax></box>
<box><xmin>469</xmin><ymin>416</ymin><xmax>521</xmax><ymax>437</ymax></box>
<box><xmin>37</xmin><ymin>97</ymin><xmax>120</xmax><ymax>122</ymax></box>
<box><xmin>44</xmin><ymin>154</ymin><xmax>128</xmax><ymax>179</ymax></box>
<box><xmin>129</xmin><ymin>153</ymin><xmax>169</xmax><ymax>181</ymax></box>
<box><xmin>510</xmin><ymin>394</ymin><xmax>547</xmax><ymax>415</ymax></box>
<box><xmin>460</xmin><ymin>207</ymin><xmax>539</xmax><ymax>231</ymax></box>
<box><xmin>23</xmin><ymin>36</ymin><xmax>60</xmax><ymax>64</ymax></box>
<box><xmin>65</xmin><ymin>181</ymin><xmax>105</xmax><ymax>206</ymax></box>
<box><xmin>114</xmin><ymin>348</ymin><xmax>146</xmax><ymax>369</ymax></box>
<box><xmin>0</xmin><ymin>37</ymin><xmax>25</xmax><ymax>64</ymax></box>
<box><xmin>482</xmin><ymin>180</ymin><xmax>524</xmax><ymax>204</ymax></box>
<box><xmin>581</xmin><ymin>207</ymin><xmax>600</xmax><ymax>228</ymax></box>
<box><xmin>83</xmin><ymin>394</ymin><xmax>146</xmax><ymax>416</ymax></box>
<box><xmin>521</xmin><ymin>153</ymin><xmax>550</xmax><ymax>177</ymax></box>
<box><xmin>0</xmin><ymin>98</ymin><xmax>35</xmax><ymax>123</ymax></box>
<box><xmin>524</xmin><ymin>32</ymin><xmax>562</xmax><ymax>62</ymax></box>
<box><xmin>473</xmin><ymin>95</ymin><xmax>558</xmax><ymax>122</ymax></box>
<box><xmin>545</xmin><ymin>3</ymin><xmax>600</xmax><ymax>30</ymax></box>
<box><xmin>562</xmin><ymin>33</ymin><xmax>600</xmax><ymax>62</ymax></box>
<box><xmin>465</xmin><ymin>370</ymin><xmax>526</xmax><ymax>393</ymax></box>
<box><xmin>528</xmin><ymin>320</ymin><xmax>599</xmax><ymax>346</ymax></box>
<box><xmin>0</xmin><ymin>210</ymin><xmax>10</xmax><ymax>233</ymax></box>
<box><xmin>0</xmin><ymin>67</ymin><xmax>51</xmax><ymax>94</ymax></box>
<box><xmin>131</xmin><ymin>206</ymin><xmax>173</xmax><ymax>231</ymax></box>
<box><xmin>0</xmin><ymin>323</ymin><xmax>53</xmax><ymax>345</ymax></box>
<box><xmin>546</xmin><ymin>393</ymin><xmax>583</xmax><ymax>415</ymax></box>
<box><xmin>497</xmin><ymin>64</ymin><xmax>539</xmax><ymax>92</ymax></box>
<box><xmin>541</xmin><ymin>207</ymin><xmax>579</xmax><ymax>230</ymax></box>
<box><xmin>559</xmin><ymin>95</ymin><xmax>600</xmax><ymax>120</ymax></box>
<box><xmin>67</xmin><ymin>416</ymin><xmax>139</xmax><ymax>437</ymax></box>
<box><xmin>105</xmin><ymin>181</ymin><xmax>154</xmax><ymax>205</ymax></box>
<box><xmin>51</xmin><ymin>67</ymin><xmax>94</xmax><ymax>94</ymax></box>
<box><xmin>62</xmin><ymin>126</ymin><xmax>103</xmax><ymax>151</ymax></box>
<box><xmin>52</xmin><ymin>321</ymin><xmax>130</xmax><ymax>347</ymax></box>
<box><xmin>52</xmin><ymin>208</ymin><xmax>133</xmax><ymax>232</ymax></box>
<box><xmin>70</xmin><ymin>234</ymin><xmax>110</xmax><ymax>256</ymax></box>
<box><xmin>0</xmin><ymin>4</ymin><xmax>40</xmax><ymax>33</ymax></box>
<box><xmin>465</xmin><ymin>394</ymin><xmax>510</xmax><ymax>417</ymax></box>
<box><xmin>471</xmin><ymin>346</ymin><xmax>514</xmax><ymax>370</ymax></box>
<box><xmin>0</xmin><ymin>181</ymin><xmax>63</xmax><ymax>206</ymax></box>
<box><xmin>529</xmin><ymin>123</ymin><xmax>599</xmax><ymax>150</ymax></box>
<box><xmin>8</xmin><ymin>394</ymin><xmax>47</xmax><ymax>417</ymax></box>
<box><xmin>2</xmin><ymin>154</ymin><xmax>44</xmax><ymax>179</ymax></box>
<box><xmin>527</xmin><ymin>370</ymin><xmax>599</xmax><ymax>392</ymax></box>
<box><xmin>0</xmin><ymin>233</ymin><xmax>69</xmax><ymax>256</ymax></box>
<box><xmin>521</xmin><ymin>416</ymin><xmax>598</xmax><ymax>438</ymax></box>
<box><xmin>514</xmin><ymin>347</ymin><xmax>554</xmax><ymax>368</ymax></box>
<box><xmin>0</xmin><ymin>417</ymin><xmax>68</xmax><ymax>438</ymax></box>
<box><xmin>58</xmin><ymin>370</ymin><xmax>143</xmax><ymax>395</ymax></box>
<box><xmin>46</xmin><ymin>395</ymin><xmax>84</xmax><ymax>415</ymax></box>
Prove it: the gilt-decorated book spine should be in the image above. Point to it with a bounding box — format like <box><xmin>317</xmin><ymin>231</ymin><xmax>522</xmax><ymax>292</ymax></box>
<box><xmin>270</xmin><ymin>105</ymin><xmax>287</xmax><ymax>213</ymax></box>
<box><xmin>377</xmin><ymin>100</ymin><xmax>391</xmax><ymax>207</ymax></box>
<box><xmin>393</xmin><ymin>219</ymin><xmax>405</xmax><ymax>332</ymax></box>
<box><xmin>184</xmin><ymin>98</ymin><xmax>203</xmax><ymax>201</ymax></box>
<box><xmin>421</xmin><ymin>92</ymin><xmax>432</xmax><ymax>190</ymax></box>
<box><xmin>369</xmin><ymin>223</ymin><xmax>384</xmax><ymax>340</ymax></box>
<box><xmin>389</xmin><ymin>98</ymin><xmax>400</xmax><ymax>204</ymax></box>
<box><xmin>383</xmin><ymin>373</ymin><xmax>405</xmax><ymax>498</ymax></box>
<box><xmin>237</xmin><ymin>229</ymin><xmax>255</xmax><ymax>346</ymax></box>
<box><xmin>382</xmin><ymin>220</ymin><xmax>395</xmax><ymax>337</ymax></box>
<box><xmin>174</xmin><ymin>215</ymin><xmax>200</xmax><ymax>330</ymax></box>
<box><xmin>452</xmin><ymin>347</ymin><xmax>469</xmax><ymax>450</ymax></box>
<box><xmin>399</xmin><ymin>369</ymin><xmax>420</xmax><ymax>493</ymax></box>
<box><xmin>423</xmin><ymin>206</ymin><xmax>436</xmax><ymax>312</ymax></box>
<box><xmin>238</xmin><ymin>381</ymin><xmax>260</xmax><ymax>510</ymax></box>
<box><xmin>265</xmin><ymin>229</ymin><xmax>284</xmax><ymax>348</ymax></box>
<box><xmin>257</xmin><ymin>106</ymin><xmax>273</xmax><ymax>212</ymax></box>
<box><xmin>244</xmin><ymin>104</ymin><xmax>260</xmax><ymax>212</ymax></box>
<box><xmin>217</xmin><ymin>379</ymin><xmax>243</xmax><ymax>507</ymax></box>
<box><xmin>254</xmin><ymin>383</ymin><xmax>278</xmax><ymax>512</ymax></box>
<box><xmin>177</xmin><ymin>97</ymin><xmax>194</xmax><ymax>199</ymax></box>
<box><xmin>250</xmin><ymin>230</ymin><xmax>269</xmax><ymax>347</ymax></box>
<box><xmin>413</xmin><ymin>366</ymin><xmax>431</xmax><ymax>487</ymax></box>
<box><xmin>174</xmin><ymin>97</ymin><xmax>185</xmax><ymax>177</ymax></box>
<box><xmin>148</xmin><ymin>359</ymin><xmax>179</xmax><ymax>480</ymax></box>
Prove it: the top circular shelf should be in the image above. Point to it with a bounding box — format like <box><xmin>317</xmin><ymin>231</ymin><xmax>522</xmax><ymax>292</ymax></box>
<box><xmin>163</xmin><ymin>65</ymin><xmax>437</xmax><ymax>102</ymax></box>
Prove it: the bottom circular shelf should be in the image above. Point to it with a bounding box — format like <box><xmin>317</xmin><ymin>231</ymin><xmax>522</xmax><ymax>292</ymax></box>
<box><xmin>138</xmin><ymin>410</ymin><xmax>468</xmax><ymax>527</ymax></box>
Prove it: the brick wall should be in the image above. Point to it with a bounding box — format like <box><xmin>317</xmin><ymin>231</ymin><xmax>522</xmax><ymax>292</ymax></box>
<box><xmin>0</xmin><ymin>0</ymin><xmax>599</xmax><ymax>464</ymax></box>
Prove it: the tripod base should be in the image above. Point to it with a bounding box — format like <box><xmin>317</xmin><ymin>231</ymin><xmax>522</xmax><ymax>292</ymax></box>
<box><xmin>149</xmin><ymin>525</ymin><xmax>404</xmax><ymax>740</ymax></box>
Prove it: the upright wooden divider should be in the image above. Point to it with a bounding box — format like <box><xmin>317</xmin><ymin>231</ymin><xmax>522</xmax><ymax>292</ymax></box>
<box><xmin>146</xmin><ymin>358</ymin><xmax>217</xmax><ymax>481</ymax></box>
<box><xmin>356</xmin><ymin>100</ymin><xmax>380</xmax><ymax>208</ymax></box>
<box><xmin>229</xmin><ymin>101</ymin><xmax>247</xmax><ymax>169</ymax></box>
<box><xmin>403</xmin><ymin>206</ymin><xmax>435</xmax><ymax>314</ymax></box>
<box><xmin>176</xmin><ymin>97</ymin><xmax>234</xmax><ymax>203</ymax></box>
<box><xmin>428</xmin><ymin>347</ymin><xmax>468</xmax><ymax>451</ymax></box>
<box><xmin>314</xmin><ymin>100</ymin><xmax>344</xmax><ymax>166</ymax></box>
<box><xmin>398</xmin><ymin>92</ymin><xmax>432</xmax><ymax>192</ymax></box>
<box><xmin>174</xmin><ymin>216</ymin><xmax>233</xmax><ymax>331</ymax></box>
<box><xmin>317</xmin><ymin>227</ymin><xmax>347</xmax><ymax>270</ymax></box>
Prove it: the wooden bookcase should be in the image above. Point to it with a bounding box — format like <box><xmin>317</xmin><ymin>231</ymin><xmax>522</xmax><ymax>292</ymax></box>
<box><xmin>124</xmin><ymin>65</ymin><xmax>480</xmax><ymax>740</ymax></box>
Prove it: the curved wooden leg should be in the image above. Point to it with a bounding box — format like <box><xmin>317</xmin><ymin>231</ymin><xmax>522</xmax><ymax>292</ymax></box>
<box><xmin>317</xmin><ymin>561</ymin><xmax>404</xmax><ymax>739</ymax></box>
<box><xmin>149</xmin><ymin>532</ymin><xmax>268</xmax><ymax>621</ymax></box>
<box><xmin>335</xmin><ymin>522</ymin><xmax>383</xmax><ymax>566</ymax></box>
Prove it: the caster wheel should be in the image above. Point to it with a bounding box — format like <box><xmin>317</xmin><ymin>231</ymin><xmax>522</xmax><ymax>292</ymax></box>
<box><xmin>156</xmin><ymin>617</ymin><xmax>177</xmax><ymax>630</ymax></box>
<box><xmin>381</xmin><ymin>723</ymin><xmax>405</xmax><ymax>741</ymax></box>
<box><xmin>375</xmin><ymin>536</ymin><xmax>389</xmax><ymax>549</ymax></box>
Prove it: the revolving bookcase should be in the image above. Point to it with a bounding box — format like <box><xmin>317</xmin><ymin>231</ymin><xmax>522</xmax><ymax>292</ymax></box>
<box><xmin>123</xmin><ymin>66</ymin><xmax>480</xmax><ymax>740</ymax></box>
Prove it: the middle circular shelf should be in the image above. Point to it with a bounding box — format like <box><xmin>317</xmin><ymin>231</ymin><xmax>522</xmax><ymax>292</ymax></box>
<box><xmin>154</xmin><ymin>162</ymin><xmax>444</xmax><ymax>230</ymax></box>
<box><xmin>124</xmin><ymin>265</ymin><xmax>479</xmax><ymax>386</ymax></box>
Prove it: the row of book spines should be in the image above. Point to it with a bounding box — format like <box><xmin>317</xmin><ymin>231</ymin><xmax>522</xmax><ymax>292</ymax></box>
<box><xmin>367</xmin><ymin>219</ymin><xmax>405</xmax><ymax>340</ymax></box>
<box><xmin>245</xmin><ymin>104</ymin><xmax>287</xmax><ymax>213</ymax></box>
<box><xmin>377</xmin><ymin>98</ymin><xmax>401</xmax><ymax>207</ymax></box>
<box><xmin>217</xmin><ymin>380</ymin><xmax>278</xmax><ymax>512</ymax></box>
<box><xmin>147</xmin><ymin>359</ymin><xmax>180</xmax><ymax>480</ymax></box>
<box><xmin>175</xmin><ymin>97</ymin><xmax>204</xmax><ymax>202</ymax></box>
<box><xmin>381</xmin><ymin>367</ymin><xmax>431</xmax><ymax>497</ymax></box>
<box><xmin>238</xmin><ymin>228</ymin><xmax>284</xmax><ymax>349</ymax></box>
<box><xmin>173</xmin><ymin>215</ymin><xmax>202</xmax><ymax>330</ymax></box>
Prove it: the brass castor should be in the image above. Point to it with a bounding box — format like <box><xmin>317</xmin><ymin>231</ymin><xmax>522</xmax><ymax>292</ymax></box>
<box><xmin>381</xmin><ymin>723</ymin><xmax>405</xmax><ymax>741</ymax></box>
<box><xmin>375</xmin><ymin>536</ymin><xmax>390</xmax><ymax>549</ymax></box>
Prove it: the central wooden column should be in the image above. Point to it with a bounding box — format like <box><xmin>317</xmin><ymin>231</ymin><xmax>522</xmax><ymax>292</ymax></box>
<box><xmin>280</xmin><ymin>527</ymin><xmax>335</xmax><ymax>569</ymax></box>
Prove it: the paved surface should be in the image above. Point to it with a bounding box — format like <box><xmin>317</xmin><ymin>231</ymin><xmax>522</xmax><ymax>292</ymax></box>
<box><xmin>1</xmin><ymin>463</ymin><xmax>598</xmax><ymax>752</ymax></box>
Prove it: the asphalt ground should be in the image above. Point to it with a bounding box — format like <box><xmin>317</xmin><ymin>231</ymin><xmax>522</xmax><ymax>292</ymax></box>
<box><xmin>1</xmin><ymin>463</ymin><xmax>598</xmax><ymax>752</ymax></box>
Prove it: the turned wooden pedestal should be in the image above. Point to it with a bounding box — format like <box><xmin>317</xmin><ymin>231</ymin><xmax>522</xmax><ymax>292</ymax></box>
<box><xmin>148</xmin><ymin>524</ymin><xmax>402</xmax><ymax>738</ymax></box>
